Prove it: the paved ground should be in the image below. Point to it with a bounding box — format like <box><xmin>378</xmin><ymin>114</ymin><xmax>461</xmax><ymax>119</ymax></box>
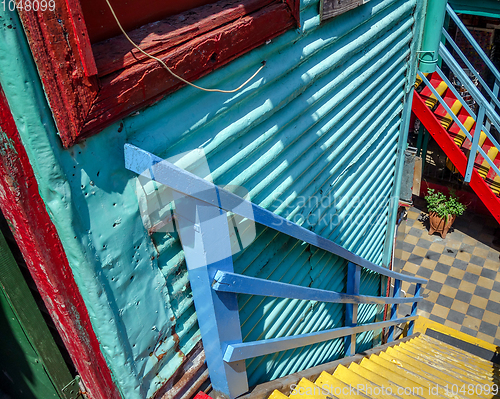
<box><xmin>395</xmin><ymin>197</ymin><xmax>500</xmax><ymax>346</ymax></box>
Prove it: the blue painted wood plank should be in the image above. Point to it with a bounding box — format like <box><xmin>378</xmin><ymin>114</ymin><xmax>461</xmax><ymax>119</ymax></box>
<box><xmin>387</xmin><ymin>279</ymin><xmax>401</xmax><ymax>342</ymax></box>
<box><xmin>172</xmin><ymin>192</ymin><xmax>248</xmax><ymax>398</ymax></box>
<box><xmin>408</xmin><ymin>283</ymin><xmax>422</xmax><ymax>336</ymax></box>
<box><xmin>223</xmin><ymin>316</ymin><xmax>417</xmax><ymax>362</ymax></box>
<box><xmin>344</xmin><ymin>263</ymin><xmax>360</xmax><ymax>357</ymax></box>
<box><xmin>124</xmin><ymin>144</ymin><xmax>427</xmax><ymax>285</ymax></box>
<box><xmin>212</xmin><ymin>271</ymin><xmax>422</xmax><ymax>305</ymax></box>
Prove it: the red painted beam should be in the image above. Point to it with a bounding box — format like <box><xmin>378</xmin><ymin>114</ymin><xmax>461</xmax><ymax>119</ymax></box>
<box><xmin>412</xmin><ymin>91</ymin><xmax>500</xmax><ymax>223</ymax></box>
<box><xmin>0</xmin><ymin>86</ymin><xmax>120</xmax><ymax>399</ymax></box>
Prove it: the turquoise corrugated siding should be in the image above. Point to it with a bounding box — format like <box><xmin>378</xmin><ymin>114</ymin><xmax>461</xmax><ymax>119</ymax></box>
<box><xmin>145</xmin><ymin>0</ymin><xmax>419</xmax><ymax>387</ymax></box>
<box><xmin>0</xmin><ymin>0</ymin><xmax>421</xmax><ymax>395</ymax></box>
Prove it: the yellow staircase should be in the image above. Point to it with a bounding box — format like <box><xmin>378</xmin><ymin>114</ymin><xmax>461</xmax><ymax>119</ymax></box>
<box><xmin>267</xmin><ymin>320</ymin><xmax>500</xmax><ymax>399</ymax></box>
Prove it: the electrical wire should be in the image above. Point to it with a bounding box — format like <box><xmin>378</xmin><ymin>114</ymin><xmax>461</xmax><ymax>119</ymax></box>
<box><xmin>104</xmin><ymin>0</ymin><xmax>266</xmax><ymax>93</ymax></box>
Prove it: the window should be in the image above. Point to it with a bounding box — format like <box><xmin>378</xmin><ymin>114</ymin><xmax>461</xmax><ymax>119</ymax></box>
<box><xmin>19</xmin><ymin>0</ymin><xmax>299</xmax><ymax>147</ymax></box>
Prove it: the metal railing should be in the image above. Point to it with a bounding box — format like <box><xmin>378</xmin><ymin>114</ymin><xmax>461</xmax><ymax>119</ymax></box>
<box><xmin>418</xmin><ymin>5</ymin><xmax>500</xmax><ymax>184</ymax></box>
<box><xmin>124</xmin><ymin>144</ymin><xmax>426</xmax><ymax>398</ymax></box>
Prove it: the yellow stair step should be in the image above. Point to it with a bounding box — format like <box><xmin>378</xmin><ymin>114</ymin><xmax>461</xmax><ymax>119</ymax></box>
<box><xmin>398</xmin><ymin>342</ymin><xmax>495</xmax><ymax>388</ymax></box>
<box><xmin>332</xmin><ymin>364</ymin><xmax>399</xmax><ymax>398</ymax></box>
<box><xmin>314</xmin><ymin>371</ymin><xmax>368</xmax><ymax>399</ymax></box>
<box><xmin>289</xmin><ymin>377</ymin><xmax>337</xmax><ymax>399</ymax></box>
<box><xmin>269</xmin><ymin>391</ymin><xmax>290</xmax><ymax>399</ymax></box>
<box><xmin>388</xmin><ymin>346</ymin><xmax>472</xmax><ymax>386</ymax></box>
<box><xmin>383</xmin><ymin>347</ymin><xmax>493</xmax><ymax>399</ymax></box>
<box><xmin>370</xmin><ymin>353</ymin><xmax>460</xmax><ymax>398</ymax></box>
<box><xmin>358</xmin><ymin>357</ymin><xmax>434</xmax><ymax>399</ymax></box>
<box><xmin>348</xmin><ymin>361</ymin><xmax>423</xmax><ymax>399</ymax></box>
<box><xmin>420</xmin><ymin>335</ymin><xmax>498</xmax><ymax>370</ymax></box>
<box><xmin>404</xmin><ymin>339</ymin><xmax>500</xmax><ymax>385</ymax></box>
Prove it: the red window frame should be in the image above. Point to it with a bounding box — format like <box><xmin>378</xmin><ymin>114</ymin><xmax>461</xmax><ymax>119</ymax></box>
<box><xmin>18</xmin><ymin>0</ymin><xmax>300</xmax><ymax>147</ymax></box>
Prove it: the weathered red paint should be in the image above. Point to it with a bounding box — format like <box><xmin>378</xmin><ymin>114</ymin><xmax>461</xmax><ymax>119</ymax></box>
<box><xmin>0</xmin><ymin>86</ymin><xmax>120</xmax><ymax>399</ymax></box>
<box><xmin>18</xmin><ymin>0</ymin><xmax>298</xmax><ymax>148</ymax></box>
<box><xmin>93</xmin><ymin>0</ymin><xmax>278</xmax><ymax>77</ymax></box>
<box><xmin>192</xmin><ymin>392</ymin><xmax>212</xmax><ymax>399</ymax></box>
<box><xmin>84</xmin><ymin>3</ymin><xmax>295</xmax><ymax>135</ymax></box>
<box><xmin>81</xmin><ymin>0</ymin><xmax>221</xmax><ymax>43</ymax></box>
<box><xmin>412</xmin><ymin>91</ymin><xmax>500</xmax><ymax>224</ymax></box>
<box><xmin>64</xmin><ymin>0</ymin><xmax>98</xmax><ymax>76</ymax></box>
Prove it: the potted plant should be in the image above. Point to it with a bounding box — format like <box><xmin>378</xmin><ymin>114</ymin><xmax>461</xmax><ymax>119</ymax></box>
<box><xmin>425</xmin><ymin>188</ymin><xmax>466</xmax><ymax>238</ymax></box>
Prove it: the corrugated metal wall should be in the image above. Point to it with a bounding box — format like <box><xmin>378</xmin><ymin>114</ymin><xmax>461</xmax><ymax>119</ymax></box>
<box><xmin>0</xmin><ymin>0</ymin><xmax>421</xmax><ymax>395</ymax></box>
<box><xmin>144</xmin><ymin>0</ymin><xmax>419</xmax><ymax>389</ymax></box>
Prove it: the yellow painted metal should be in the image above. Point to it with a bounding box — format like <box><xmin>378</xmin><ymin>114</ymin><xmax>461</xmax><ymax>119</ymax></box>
<box><xmin>314</xmin><ymin>371</ymin><xmax>368</xmax><ymax>399</ymax></box>
<box><xmin>358</xmin><ymin>358</ymin><xmax>434</xmax><ymax>399</ymax></box>
<box><xmin>377</xmin><ymin>351</ymin><xmax>467</xmax><ymax>398</ymax></box>
<box><xmin>387</xmin><ymin>346</ymin><xmax>477</xmax><ymax>387</ymax></box>
<box><xmin>413</xmin><ymin>317</ymin><xmax>499</xmax><ymax>353</ymax></box>
<box><xmin>397</xmin><ymin>343</ymin><xmax>495</xmax><ymax>389</ymax></box>
<box><xmin>404</xmin><ymin>339</ymin><xmax>499</xmax><ymax>384</ymax></box>
<box><xmin>347</xmin><ymin>362</ymin><xmax>419</xmax><ymax>399</ymax></box>
<box><xmin>332</xmin><ymin>364</ymin><xmax>398</xmax><ymax>398</ymax></box>
<box><xmin>418</xmin><ymin>335</ymin><xmax>497</xmax><ymax>371</ymax></box>
<box><xmin>383</xmin><ymin>347</ymin><xmax>492</xmax><ymax>399</ymax></box>
<box><xmin>269</xmin><ymin>390</ymin><xmax>289</xmax><ymax>399</ymax></box>
<box><xmin>289</xmin><ymin>378</ymin><xmax>331</xmax><ymax>399</ymax></box>
<box><xmin>266</xmin><ymin>320</ymin><xmax>500</xmax><ymax>399</ymax></box>
<box><xmin>425</xmin><ymin>80</ymin><xmax>448</xmax><ymax>108</ymax></box>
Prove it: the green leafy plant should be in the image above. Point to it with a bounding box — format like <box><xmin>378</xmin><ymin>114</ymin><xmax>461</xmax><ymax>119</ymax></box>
<box><xmin>425</xmin><ymin>188</ymin><xmax>466</xmax><ymax>224</ymax></box>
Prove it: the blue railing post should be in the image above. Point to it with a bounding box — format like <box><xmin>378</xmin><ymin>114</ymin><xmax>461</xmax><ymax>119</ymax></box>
<box><xmin>172</xmin><ymin>192</ymin><xmax>248</xmax><ymax>399</ymax></box>
<box><xmin>408</xmin><ymin>283</ymin><xmax>422</xmax><ymax>336</ymax></box>
<box><xmin>344</xmin><ymin>262</ymin><xmax>360</xmax><ymax>357</ymax></box>
<box><xmin>465</xmin><ymin>106</ymin><xmax>485</xmax><ymax>182</ymax></box>
<box><xmin>387</xmin><ymin>279</ymin><xmax>401</xmax><ymax>342</ymax></box>
<box><xmin>485</xmin><ymin>80</ymin><xmax>499</xmax><ymax>132</ymax></box>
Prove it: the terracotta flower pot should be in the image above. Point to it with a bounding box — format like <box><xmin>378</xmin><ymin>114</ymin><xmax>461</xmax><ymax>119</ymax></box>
<box><xmin>428</xmin><ymin>212</ymin><xmax>456</xmax><ymax>239</ymax></box>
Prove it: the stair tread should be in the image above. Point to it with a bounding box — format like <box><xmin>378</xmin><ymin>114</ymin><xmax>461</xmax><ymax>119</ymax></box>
<box><xmin>421</xmin><ymin>335</ymin><xmax>499</xmax><ymax>367</ymax></box>
<box><xmin>405</xmin><ymin>339</ymin><xmax>500</xmax><ymax>383</ymax></box>
<box><xmin>333</xmin><ymin>364</ymin><xmax>400</xmax><ymax>398</ymax></box>
<box><xmin>399</xmin><ymin>342</ymin><xmax>497</xmax><ymax>388</ymax></box>
<box><xmin>315</xmin><ymin>371</ymin><xmax>368</xmax><ymax>399</ymax></box>
<box><xmin>434</xmin><ymin>94</ymin><xmax>463</xmax><ymax>130</ymax></box>
<box><xmin>348</xmin><ymin>361</ymin><xmax>424</xmax><ymax>399</ymax></box>
<box><xmin>267</xmin><ymin>334</ymin><xmax>500</xmax><ymax>399</ymax></box>
<box><xmin>448</xmin><ymin>108</ymin><xmax>475</xmax><ymax>147</ymax></box>
<box><xmin>420</xmin><ymin>72</ymin><xmax>448</xmax><ymax>109</ymax></box>
<box><xmin>380</xmin><ymin>349</ymin><xmax>476</xmax><ymax>398</ymax></box>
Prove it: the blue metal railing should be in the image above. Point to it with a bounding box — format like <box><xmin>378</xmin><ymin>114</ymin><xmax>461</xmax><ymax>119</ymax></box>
<box><xmin>417</xmin><ymin>5</ymin><xmax>500</xmax><ymax>184</ymax></box>
<box><xmin>124</xmin><ymin>144</ymin><xmax>426</xmax><ymax>398</ymax></box>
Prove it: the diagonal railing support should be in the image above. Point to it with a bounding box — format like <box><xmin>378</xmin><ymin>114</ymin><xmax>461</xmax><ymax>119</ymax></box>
<box><xmin>125</xmin><ymin>144</ymin><xmax>426</xmax><ymax>399</ymax></box>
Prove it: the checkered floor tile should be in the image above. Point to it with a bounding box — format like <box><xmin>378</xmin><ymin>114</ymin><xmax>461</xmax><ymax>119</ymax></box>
<box><xmin>394</xmin><ymin>197</ymin><xmax>500</xmax><ymax>345</ymax></box>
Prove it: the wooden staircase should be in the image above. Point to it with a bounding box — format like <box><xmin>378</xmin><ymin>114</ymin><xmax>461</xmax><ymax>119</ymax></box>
<box><xmin>411</xmin><ymin>71</ymin><xmax>500</xmax><ymax>224</ymax></box>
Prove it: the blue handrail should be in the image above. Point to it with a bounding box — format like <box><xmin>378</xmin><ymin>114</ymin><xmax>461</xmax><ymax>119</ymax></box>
<box><xmin>213</xmin><ymin>270</ymin><xmax>422</xmax><ymax>305</ymax></box>
<box><xmin>125</xmin><ymin>144</ymin><xmax>426</xmax><ymax>398</ymax></box>
<box><xmin>126</xmin><ymin>144</ymin><xmax>425</xmax><ymax>284</ymax></box>
<box><xmin>446</xmin><ymin>4</ymin><xmax>500</xmax><ymax>85</ymax></box>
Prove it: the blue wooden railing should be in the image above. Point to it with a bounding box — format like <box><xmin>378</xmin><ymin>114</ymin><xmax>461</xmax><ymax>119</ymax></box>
<box><xmin>124</xmin><ymin>144</ymin><xmax>426</xmax><ymax>399</ymax></box>
<box><xmin>418</xmin><ymin>5</ymin><xmax>500</xmax><ymax>184</ymax></box>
